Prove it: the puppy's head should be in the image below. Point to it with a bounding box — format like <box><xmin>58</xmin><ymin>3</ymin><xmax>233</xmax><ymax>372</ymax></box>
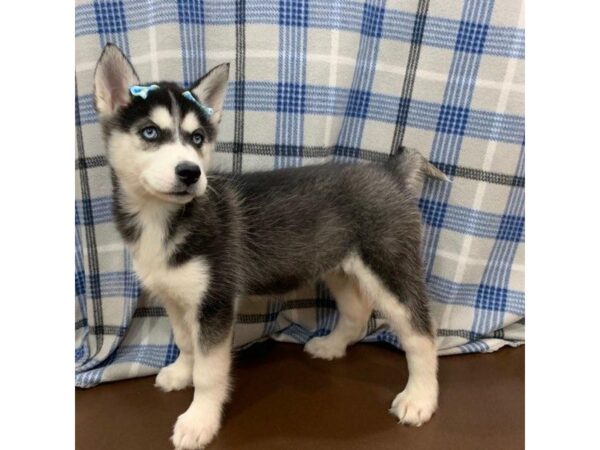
<box><xmin>94</xmin><ymin>44</ymin><xmax>229</xmax><ymax>204</ymax></box>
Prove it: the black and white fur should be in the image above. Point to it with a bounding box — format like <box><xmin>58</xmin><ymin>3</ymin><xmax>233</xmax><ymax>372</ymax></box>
<box><xmin>95</xmin><ymin>44</ymin><xmax>446</xmax><ymax>450</ymax></box>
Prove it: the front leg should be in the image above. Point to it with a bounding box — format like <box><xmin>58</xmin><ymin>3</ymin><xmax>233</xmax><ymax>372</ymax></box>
<box><xmin>171</xmin><ymin>294</ymin><xmax>235</xmax><ymax>450</ymax></box>
<box><xmin>155</xmin><ymin>300</ymin><xmax>194</xmax><ymax>392</ymax></box>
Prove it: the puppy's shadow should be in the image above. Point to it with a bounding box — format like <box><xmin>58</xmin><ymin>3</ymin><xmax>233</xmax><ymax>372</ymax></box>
<box><xmin>217</xmin><ymin>340</ymin><xmax>411</xmax><ymax>448</ymax></box>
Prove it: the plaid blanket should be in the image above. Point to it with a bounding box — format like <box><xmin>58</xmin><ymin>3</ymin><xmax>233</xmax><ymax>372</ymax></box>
<box><xmin>75</xmin><ymin>0</ymin><xmax>525</xmax><ymax>388</ymax></box>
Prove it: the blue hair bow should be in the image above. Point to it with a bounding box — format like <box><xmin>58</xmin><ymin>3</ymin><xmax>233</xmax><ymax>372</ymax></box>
<box><xmin>182</xmin><ymin>91</ymin><xmax>214</xmax><ymax>117</ymax></box>
<box><xmin>128</xmin><ymin>84</ymin><xmax>213</xmax><ymax>118</ymax></box>
<box><xmin>129</xmin><ymin>84</ymin><xmax>159</xmax><ymax>99</ymax></box>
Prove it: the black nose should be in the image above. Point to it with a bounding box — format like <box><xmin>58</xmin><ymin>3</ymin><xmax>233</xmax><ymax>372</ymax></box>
<box><xmin>175</xmin><ymin>162</ymin><xmax>201</xmax><ymax>186</ymax></box>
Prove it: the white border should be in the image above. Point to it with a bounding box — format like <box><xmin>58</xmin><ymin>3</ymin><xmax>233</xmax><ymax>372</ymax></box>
<box><xmin>0</xmin><ymin>1</ymin><xmax>74</xmax><ymax>448</ymax></box>
<box><xmin>3</xmin><ymin>1</ymin><xmax>599</xmax><ymax>448</ymax></box>
<box><xmin>528</xmin><ymin>1</ymin><xmax>600</xmax><ymax>448</ymax></box>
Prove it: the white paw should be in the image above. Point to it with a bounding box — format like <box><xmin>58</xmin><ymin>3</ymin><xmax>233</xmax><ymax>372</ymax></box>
<box><xmin>155</xmin><ymin>363</ymin><xmax>192</xmax><ymax>392</ymax></box>
<box><xmin>304</xmin><ymin>336</ymin><xmax>347</xmax><ymax>360</ymax></box>
<box><xmin>389</xmin><ymin>387</ymin><xmax>438</xmax><ymax>427</ymax></box>
<box><xmin>171</xmin><ymin>408</ymin><xmax>221</xmax><ymax>450</ymax></box>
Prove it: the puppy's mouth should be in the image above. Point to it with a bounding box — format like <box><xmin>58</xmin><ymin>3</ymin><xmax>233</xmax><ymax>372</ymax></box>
<box><xmin>140</xmin><ymin>178</ymin><xmax>197</xmax><ymax>204</ymax></box>
<box><xmin>155</xmin><ymin>188</ymin><xmax>196</xmax><ymax>203</ymax></box>
<box><xmin>168</xmin><ymin>190</ymin><xmax>194</xmax><ymax>196</ymax></box>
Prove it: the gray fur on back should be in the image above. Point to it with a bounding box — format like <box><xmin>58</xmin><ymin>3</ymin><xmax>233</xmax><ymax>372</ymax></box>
<box><xmin>113</xmin><ymin>149</ymin><xmax>443</xmax><ymax>345</ymax></box>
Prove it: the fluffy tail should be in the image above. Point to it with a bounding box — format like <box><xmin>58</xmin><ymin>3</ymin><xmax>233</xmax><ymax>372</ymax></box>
<box><xmin>386</xmin><ymin>146</ymin><xmax>450</xmax><ymax>193</ymax></box>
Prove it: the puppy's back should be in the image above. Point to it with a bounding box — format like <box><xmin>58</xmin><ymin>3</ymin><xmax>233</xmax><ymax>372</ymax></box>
<box><xmin>223</xmin><ymin>160</ymin><xmax>426</xmax><ymax>295</ymax></box>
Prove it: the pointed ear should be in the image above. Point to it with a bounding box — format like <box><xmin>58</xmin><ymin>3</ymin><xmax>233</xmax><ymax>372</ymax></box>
<box><xmin>190</xmin><ymin>63</ymin><xmax>230</xmax><ymax>123</ymax></box>
<box><xmin>94</xmin><ymin>44</ymin><xmax>139</xmax><ymax>118</ymax></box>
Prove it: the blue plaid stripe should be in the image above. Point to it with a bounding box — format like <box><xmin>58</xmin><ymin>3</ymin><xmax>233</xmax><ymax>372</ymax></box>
<box><xmin>472</xmin><ymin>146</ymin><xmax>525</xmax><ymax>334</ymax></box>
<box><xmin>93</xmin><ymin>0</ymin><xmax>129</xmax><ymax>52</ymax></box>
<box><xmin>366</xmin><ymin>330</ymin><xmax>399</xmax><ymax>348</ymax></box>
<box><xmin>75</xmin><ymin>207</ymin><xmax>90</xmax><ymax>367</ymax></box>
<box><xmin>279</xmin><ymin>323</ymin><xmax>313</xmax><ymax>342</ymax></box>
<box><xmin>75</xmin><ymin>269</ymin><xmax>86</xmax><ymax>298</ymax></box>
<box><xmin>422</xmin><ymin>0</ymin><xmax>495</xmax><ymax>281</ymax></box>
<box><xmin>436</xmin><ymin>105</ymin><xmax>470</xmax><ymax>136</ymax></box>
<box><xmin>420</xmin><ymin>201</ymin><xmax>526</xmax><ymax>242</ymax></box>
<box><xmin>75</xmin><ymin>210</ymin><xmax>87</xmax><ymax>303</ymax></box>
<box><xmin>419</xmin><ymin>198</ymin><xmax>448</xmax><ymax>228</ymax></box>
<box><xmin>178</xmin><ymin>0</ymin><xmax>206</xmax><ymax>86</ymax></box>
<box><xmin>76</xmin><ymin>88</ymin><xmax>525</xmax><ymax>144</ymax></box>
<box><xmin>75</xmin><ymin>345</ymin><xmax>87</xmax><ymax>362</ymax></box>
<box><xmin>77</xmin><ymin>272</ymin><xmax>141</xmax><ymax>313</ymax></box>
<box><xmin>455</xmin><ymin>20</ymin><xmax>489</xmax><ymax>54</ymax></box>
<box><xmin>94</xmin><ymin>0</ymin><xmax>127</xmax><ymax>33</ymax></box>
<box><xmin>457</xmin><ymin>340</ymin><xmax>489</xmax><ymax>353</ymax></box>
<box><xmin>334</xmin><ymin>0</ymin><xmax>385</xmax><ymax>161</ymax></box>
<box><xmin>345</xmin><ymin>89</ymin><xmax>372</xmax><ymax>119</ymax></box>
<box><xmin>360</xmin><ymin>2</ymin><xmax>385</xmax><ymax>38</ymax></box>
<box><xmin>110</xmin><ymin>344</ymin><xmax>178</xmax><ymax>367</ymax></box>
<box><xmin>497</xmin><ymin>214</ymin><xmax>525</xmax><ymax>242</ymax></box>
<box><xmin>275</xmin><ymin>0</ymin><xmax>309</xmax><ymax>168</ymax></box>
<box><xmin>475</xmin><ymin>285</ymin><xmax>508</xmax><ymax>312</ymax></box>
<box><xmin>164</xmin><ymin>337</ymin><xmax>180</xmax><ymax>367</ymax></box>
<box><xmin>279</xmin><ymin>0</ymin><xmax>309</xmax><ymax>27</ymax></box>
<box><xmin>75</xmin><ymin>196</ymin><xmax>112</xmax><ymax>225</ymax></box>
<box><xmin>177</xmin><ymin>0</ymin><xmax>203</xmax><ymax>24</ymax></box>
<box><xmin>427</xmin><ymin>275</ymin><xmax>524</xmax><ymax>316</ymax></box>
<box><xmin>76</xmin><ymin>0</ymin><xmax>524</xmax><ymax>387</ymax></box>
<box><xmin>76</xmin><ymin>1</ymin><xmax>525</xmax><ymax>59</ymax></box>
<box><xmin>76</xmin><ymin>94</ymin><xmax>97</xmax><ymax>126</ymax></box>
<box><xmin>276</xmin><ymin>83</ymin><xmax>307</xmax><ymax>114</ymax></box>
<box><xmin>122</xmin><ymin>249</ymin><xmax>139</xmax><ymax>322</ymax></box>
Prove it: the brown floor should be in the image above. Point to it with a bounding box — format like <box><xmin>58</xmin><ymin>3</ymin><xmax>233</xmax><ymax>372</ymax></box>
<box><xmin>76</xmin><ymin>341</ymin><xmax>524</xmax><ymax>450</ymax></box>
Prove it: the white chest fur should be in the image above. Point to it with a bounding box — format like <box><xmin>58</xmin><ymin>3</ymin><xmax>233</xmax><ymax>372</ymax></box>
<box><xmin>130</xmin><ymin>207</ymin><xmax>210</xmax><ymax>308</ymax></box>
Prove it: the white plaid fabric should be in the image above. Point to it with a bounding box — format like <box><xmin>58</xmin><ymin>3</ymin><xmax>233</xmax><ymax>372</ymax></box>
<box><xmin>76</xmin><ymin>0</ymin><xmax>525</xmax><ymax>387</ymax></box>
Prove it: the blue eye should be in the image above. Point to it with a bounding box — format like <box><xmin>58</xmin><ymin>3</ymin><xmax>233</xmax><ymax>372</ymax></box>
<box><xmin>191</xmin><ymin>131</ymin><xmax>204</xmax><ymax>146</ymax></box>
<box><xmin>141</xmin><ymin>126</ymin><xmax>159</xmax><ymax>141</ymax></box>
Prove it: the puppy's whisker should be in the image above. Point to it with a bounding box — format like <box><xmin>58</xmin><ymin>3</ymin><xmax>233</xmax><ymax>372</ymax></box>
<box><xmin>206</xmin><ymin>184</ymin><xmax>221</xmax><ymax>199</ymax></box>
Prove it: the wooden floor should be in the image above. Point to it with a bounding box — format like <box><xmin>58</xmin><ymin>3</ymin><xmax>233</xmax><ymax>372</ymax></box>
<box><xmin>76</xmin><ymin>342</ymin><xmax>524</xmax><ymax>450</ymax></box>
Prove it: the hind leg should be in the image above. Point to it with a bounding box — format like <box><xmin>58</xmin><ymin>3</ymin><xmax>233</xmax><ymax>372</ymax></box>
<box><xmin>344</xmin><ymin>255</ymin><xmax>438</xmax><ymax>426</ymax></box>
<box><xmin>304</xmin><ymin>271</ymin><xmax>373</xmax><ymax>360</ymax></box>
<box><xmin>385</xmin><ymin>309</ymin><xmax>438</xmax><ymax>427</ymax></box>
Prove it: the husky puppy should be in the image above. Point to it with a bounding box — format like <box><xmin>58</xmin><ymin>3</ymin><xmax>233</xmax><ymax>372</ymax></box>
<box><xmin>94</xmin><ymin>43</ymin><xmax>445</xmax><ymax>449</ymax></box>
